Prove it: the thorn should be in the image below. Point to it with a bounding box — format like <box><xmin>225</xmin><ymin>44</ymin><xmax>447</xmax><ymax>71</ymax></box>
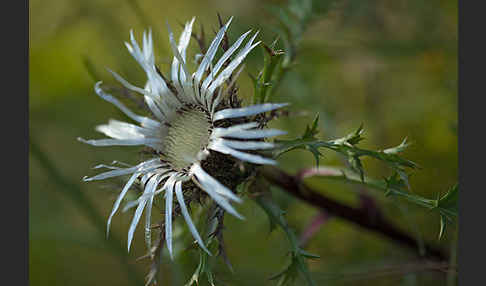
<box><xmin>217</xmin><ymin>12</ymin><xmax>224</xmax><ymax>29</ymax></box>
<box><xmin>262</xmin><ymin>43</ymin><xmax>275</xmax><ymax>56</ymax></box>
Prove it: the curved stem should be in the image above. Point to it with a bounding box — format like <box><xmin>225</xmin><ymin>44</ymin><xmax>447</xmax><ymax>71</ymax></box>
<box><xmin>260</xmin><ymin>165</ymin><xmax>448</xmax><ymax>262</ymax></box>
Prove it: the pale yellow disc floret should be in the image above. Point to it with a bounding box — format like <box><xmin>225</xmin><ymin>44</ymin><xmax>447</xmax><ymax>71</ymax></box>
<box><xmin>164</xmin><ymin>108</ymin><xmax>212</xmax><ymax>171</ymax></box>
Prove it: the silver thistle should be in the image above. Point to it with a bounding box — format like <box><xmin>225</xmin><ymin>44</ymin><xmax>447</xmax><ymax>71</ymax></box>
<box><xmin>79</xmin><ymin>16</ymin><xmax>287</xmax><ymax>259</ymax></box>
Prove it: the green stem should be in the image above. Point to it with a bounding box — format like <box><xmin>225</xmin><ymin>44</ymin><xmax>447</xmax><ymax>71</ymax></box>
<box><xmin>298</xmin><ymin>166</ymin><xmax>437</xmax><ymax>209</ymax></box>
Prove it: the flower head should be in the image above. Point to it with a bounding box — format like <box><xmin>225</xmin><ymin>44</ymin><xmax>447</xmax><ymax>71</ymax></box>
<box><xmin>79</xmin><ymin>17</ymin><xmax>287</xmax><ymax>258</ymax></box>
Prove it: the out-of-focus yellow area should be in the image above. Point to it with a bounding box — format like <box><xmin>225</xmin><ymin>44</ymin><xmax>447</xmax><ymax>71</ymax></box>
<box><xmin>30</xmin><ymin>0</ymin><xmax>457</xmax><ymax>285</ymax></box>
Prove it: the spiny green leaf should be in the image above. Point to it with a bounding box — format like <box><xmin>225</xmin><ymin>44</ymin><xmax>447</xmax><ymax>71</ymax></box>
<box><xmin>437</xmin><ymin>184</ymin><xmax>458</xmax><ymax>213</ymax></box>
<box><xmin>395</xmin><ymin>168</ymin><xmax>412</xmax><ymax>190</ymax></box>
<box><xmin>434</xmin><ymin>184</ymin><xmax>458</xmax><ymax>240</ymax></box>
<box><xmin>300</xmin><ymin>166</ymin><xmax>456</xmax><ymax>240</ymax></box>
<box><xmin>275</xmin><ymin>122</ymin><xmax>418</xmax><ymax>175</ymax></box>
<box><xmin>303</xmin><ymin>113</ymin><xmax>320</xmax><ymax>138</ymax></box>
<box><xmin>329</xmin><ymin>124</ymin><xmax>365</xmax><ymax>146</ymax></box>
<box><xmin>253</xmin><ymin>0</ymin><xmax>315</xmax><ymax>105</ymax></box>
<box><xmin>438</xmin><ymin>214</ymin><xmax>447</xmax><ymax>240</ymax></box>
<box><xmin>186</xmin><ymin>243</ymin><xmax>217</xmax><ymax>286</ymax></box>
<box><xmin>384</xmin><ymin>172</ymin><xmax>407</xmax><ymax>196</ymax></box>
<box><xmin>255</xmin><ymin>194</ymin><xmax>288</xmax><ymax>232</ymax></box>
<box><xmin>348</xmin><ymin>155</ymin><xmax>364</xmax><ymax>182</ymax></box>
<box><xmin>274</xmin><ymin>113</ymin><xmax>323</xmax><ymax>167</ymax></box>
<box><xmin>185</xmin><ymin>206</ymin><xmax>221</xmax><ymax>286</ymax></box>
<box><xmin>255</xmin><ymin>195</ymin><xmax>316</xmax><ymax>286</ymax></box>
<box><xmin>383</xmin><ymin>137</ymin><xmax>411</xmax><ymax>154</ymax></box>
<box><xmin>253</xmin><ymin>42</ymin><xmax>285</xmax><ymax>104</ymax></box>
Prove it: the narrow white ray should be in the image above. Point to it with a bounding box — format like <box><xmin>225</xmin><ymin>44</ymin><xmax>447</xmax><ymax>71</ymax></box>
<box><xmin>168</xmin><ymin>24</ymin><xmax>190</xmax><ymax>82</ymax></box>
<box><xmin>107</xmin><ymin>69</ymin><xmax>147</xmax><ymax>95</ymax></box>
<box><xmin>168</xmin><ymin>18</ymin><xmax>195</xmax><ymax>103</ymax></box>
<box><xmin>175</xmin><ymin>181</ymin><xmax>211</xmax><ymax>255</ymax></box>
<box><xmin>144</xmin><ymin>192</ymin><xmax>155</xmax><ymax>251</ymax></box>
<box><xmin>94</xmin><ymin>82</ymin><xmax>160</xmax><ymax>129</ymax></box>
<box><xmin>92</xmin><ymin>160</ymin><xmax>141</xmax><ymax>170</ymax></box>
<box><xmin>130</xmin><ymin>31</ymin><xmax>163</xmax><ymax>97</ymax></box>
<box><xmin>211</xmin><ymin>122</ymin><xmax>286</xmax><ymax>139</ymax></box>
<box><xmin>127</xmin><ymin>30</ymin><xmax>171</xmax><ymax>103</ymax></box>
<box><xmin>210</xmin><ymin>64</ymin><xmax>246</xmax><ymax>115</ymax></box>
<box><xmin>165</xmin><ymin>175</ymin><xmax>177</xmax><ymax>259</ymax></box>
<box><xmin>213</xmin><ymin>103</ymin><xmax>289</xmax><ymax>122</ymax></box>
<box><xmin>179</xmin><ymin>18</ymin><xmax>197</xmax><ymax>101</ymax></box>
<box><xmin>200</xmin><ymin>30</ymin><xmax>252</xmax><ymax>99</ymax></box>
<box><xmin>92</xmin><ymin>164</ymin><xmax>120</xmax><ymax>170</ymax></box>
<box><xmin>145</xmin><ymin>174</ymin><xmax>165</xmax><ymax>251</ymax></box>
<box><xmin>189</xmin><ymin>166</ymin><xmax>242</xmax><ymax>219</ymax></box>
<box><xmin>127</xmin><ymin>174</ymin><xmax>159</xmax><ymax>251</ymax></box>
<box><xmin>77</xmin><ymin>137</ymin><xmax>160</xmax><ymax>147</ymax></box>
<box><xmin>142</xmin><ymin>29</ymin><xmax>154</xmax><ymax>64</ymax></box>
<box><xmin>127</xmin><ymin>198</ymin><xmax>148</xmax><ymax>251</ymax></box>
<box><xmin>82</xmin><ymin>158</ymin><xmax>161</xmax><ymax>181</ymax></box>
<box><xmin>218</xmin><ymin>138</ymin><xmax>275</xmax><ymax>150</ymax></box>
<box><xmin>147</xmin><ymin>73</ymin><xmax>181</xmax><ymax>112</ymax></box>
<box><xmin>213</xmin><ymin>128</ymin><xmax>287</xmax><ymax>140</ymax></box>
<box><xmin>147</xmin><ymin>29</ymin><xmax>154</xmax><ymax>62</ymax></box>
<box><xmin>142</xmin><ymin>30</ymin><xmax>149</xmax><ymax>61</ymax></box>
<box><xmin>95</xmin><ymin>119</ymin><xmax>155</xmax><ymax>140</ymax></box>
<box><xmin>193</xmin><ymin>17</ymin><xmax>233</xmax><ymax>101</ymax></box>
<box><xmin>130</xmin><ymin>30</ymin><xmax>145</xmax><ymax>63</ymax></box>
<box><xmin>125</xmin><ymin>30</ymin><xmax>145</xmax><ymax>67</ymax></box>
<box><xmin>140</xmin><ymin>172</ymin><xmax>156</xmax><ymax>187</ymax></box>
<box><xmin>210</xmin><ymin>83</ymin><xmax>224</xmax><ymax>116</ymax></box>
<box><xmin>204</xmin><ymin>32</ymin><xmax>260</xmax><ymax>101</ymax></box>
<box><xmin>194</xmin><ymin>17</ymin><xmax>233</xmax><ymax>82</ymax></box>
<box><xmin>111</xmin><ymin>160</ymin><xmax>134</xmax><ymax>167</ymax></box>
<box><xmin>170</xmin><ymin>37</ymin><xmax>186</xmax><ymax>98</ymax></box>
<box><xmin>145</xmin><ymin>81</ymin><xmax>172</xmax><ymax>117</ymax></box>
<box><xmin>144</xmin><ymin>95</ymin><xmax>167</xmax><ymax>122</ymax></box>
<box><xmin>209</xmin><ymin>140</ymin><xmax>277</xmax><ymax>165</ymax></box>
<box><xmin>125</xmin><ymin>30</ymin><xmax>178</xmax><ymax>111</ymax></box>
<box><xmin>190</xmin><ymin>163</ymin><xmax>242</xmax><ymax>203</ymax></box>
<box><xmin>196</xmin><ymin>177</ymin><xmax>244</xmax><ymax>220</ymax></box>
<box><xmin>210</xmin><ymin>122</ymin><xmax>259</xmax><ymax>138</ymax></box>
<box><xmin>179</xmin><ymin>18</ymin><xmax>195</xmax><ymax>63</ymax></box>
<box><xmin>106</xmin><ymin>171</ymin><xmax>140</xmax><ymax>237</ymax></box>
<box><xmin>122</xmin><ymin>171</ymin><xmax>176</xmax><ymax>212</ymax></box>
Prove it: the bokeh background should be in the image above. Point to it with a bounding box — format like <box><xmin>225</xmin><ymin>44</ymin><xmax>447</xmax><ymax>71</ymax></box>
<box><xmin>29</xmin><ymin>0</ymin><xmax>457</xmax><ymax>285</ymax></box>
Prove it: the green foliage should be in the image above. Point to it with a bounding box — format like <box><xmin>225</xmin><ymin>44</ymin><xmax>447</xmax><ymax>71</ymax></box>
<box><xmin>273</xmin><ymin>113</ymin><xmax>323</xmax><ymax>167</ymax></box>
<box><xmin>186</xmin><ymin>246</ymin><xmax>216</xmax><ymax>286</ymax></box>
<box><xmin>436</xmin><ymin>184</ymin><xmax>458</xmax><ymax>216</ymax></box>
<box><xmin>185</xmin><ymin>205</ymin><xmax>231</xmax><ymax>286</ymax></box>
<box><xmin>252</xmin><ymin>0</ymin><xmax>318</xmax><ymax>105</ymax></box>
<box><xmin>267</xmin><ymin>0</ymin><xmax>313</xmax><ymax>64</ymax></box>
<box><xmin>436</xmin><ymin>184</ymin><xmax>458</xmax><ymax>240</ymax></box>
<box><xmin>255</xmin><ymin>194</ymin><xmax>318</xmax><ymax>286</ymax></box>
<box><xmin>252</xmin><ymin>43</ymin><xmax>285</xmax><ymax>104</ymax></box>
<box><xmin>273</xmin><ymin>115</ymin><xmax>458</xmax><ymax>238</ymax></box>
<box><xmin>275</xmin><ymin>116</ymin><xmax>417</xmax><ymax>181</ymax></box>
<box><xmin>248</xmin><ymin>8</ymin><xmax>326</xmax><ymax>283</ymax></box>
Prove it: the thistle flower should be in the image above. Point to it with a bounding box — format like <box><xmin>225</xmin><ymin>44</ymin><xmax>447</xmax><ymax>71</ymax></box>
<box><xmin>79</xmin><ymin>17</ymin><xmax>287</xmax><ymax>258</ymax></box>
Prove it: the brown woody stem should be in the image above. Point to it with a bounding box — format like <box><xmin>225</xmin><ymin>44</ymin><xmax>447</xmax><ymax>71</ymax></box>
<box><xmin>260</xmin><ymin>165</ymin><xmax>448</xmax><ymax>262</ymax></box>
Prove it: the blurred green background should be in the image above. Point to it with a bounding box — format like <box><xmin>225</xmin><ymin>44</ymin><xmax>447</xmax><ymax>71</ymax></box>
<box><xmin>29</xmin><ymin>0</ymin><xmax>457</xmax><ymax>285</ymax></box>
